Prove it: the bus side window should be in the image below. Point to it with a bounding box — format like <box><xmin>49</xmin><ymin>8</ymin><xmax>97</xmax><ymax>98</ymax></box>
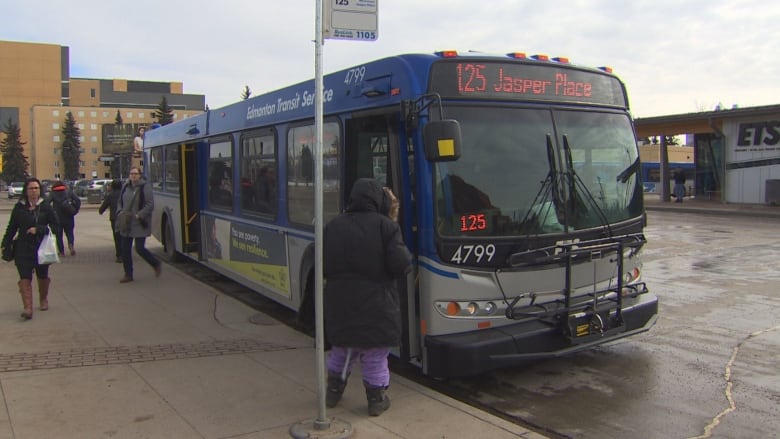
<box><xmin>208</xmin><ymin>138</ymin><xmax>234</xmax><ymax>211</ymax></box>
<box><xmin>240</xmin><ymin>130</ymin><xmax>277</xmax><ymax>216</ymax></box>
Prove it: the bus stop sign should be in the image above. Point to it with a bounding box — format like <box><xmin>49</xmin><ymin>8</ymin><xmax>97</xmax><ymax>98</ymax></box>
<box><xmin>323</xmin><ymin>0</ymin><xmax>378</xmax><ymax>41</ymax></box>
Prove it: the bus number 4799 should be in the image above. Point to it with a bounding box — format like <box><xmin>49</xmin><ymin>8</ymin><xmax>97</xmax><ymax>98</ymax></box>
<box><xmin>450</xmin><ymin>244</ymin><xmax>496</xmax><ymax>264</ymax></box>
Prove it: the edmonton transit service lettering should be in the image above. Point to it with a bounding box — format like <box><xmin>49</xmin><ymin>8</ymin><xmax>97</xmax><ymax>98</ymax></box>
<box><xmin>246</xmin><ymin>88</ymin><xmax>334</xmax><ymax>121</ymax></box>
<box><xmin>457</xmin><ymin>63</ymin><xmax>591</xmax><ymax>98</ymax></box>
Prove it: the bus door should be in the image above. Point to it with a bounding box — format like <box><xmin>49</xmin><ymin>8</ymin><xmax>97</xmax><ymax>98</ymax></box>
<box><xmin>344</xmin><ymin>112</ymin><xmax>419</xmax><ymax>364</ymax></box>
<box><xmin>180</xmin><ymin>142</ymin><xmax>200</xmax><ymax>256</ymax></box>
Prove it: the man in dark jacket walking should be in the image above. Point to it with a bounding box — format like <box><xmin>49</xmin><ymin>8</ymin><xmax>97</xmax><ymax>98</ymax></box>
<box><xmin>99</xmin><ymin>179</ymin><xmax>123</xmax><ymax>262</ymax></box>
<box><xmin>46</xmin><ymin>180</ymin><xmax>81</xmax><ymax>256</ymax></box>
<box><xmin>323</xmin><ymin>178</ymin><xmax>411</xmax><ymax>416</ymax></box>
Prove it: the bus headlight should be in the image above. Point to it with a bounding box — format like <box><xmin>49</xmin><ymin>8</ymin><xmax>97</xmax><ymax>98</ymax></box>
<box><xmin>440</xmin><ymin>300</ymin><xmax>500</xmax><ymax>317</ymax></box>
<box><xmin>622</xmin><ymin>267</ymin><xmax>642</xmax><ymax>296</ymax></box>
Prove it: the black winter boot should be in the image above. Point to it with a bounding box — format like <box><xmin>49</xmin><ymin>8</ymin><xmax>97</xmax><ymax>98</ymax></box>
<box><xmin>326</xmin><ymin>372</ymin><xmax>348</xmax><ymax>408</ymax></box>
<box><xmin>364</xmin><ymin>383</ymin><xmax>390</xmax><ymax>416</ymax></box>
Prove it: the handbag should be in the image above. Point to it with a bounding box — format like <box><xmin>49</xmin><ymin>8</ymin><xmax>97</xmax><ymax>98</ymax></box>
<box><xmin>116</xmin><ymin>185</ymin><xmax>141</xmax><ymax>234</ymax></box>
<box><xmin>37</xmin><ymin>227</ymin><xmax>60</xmax><ymax>265</ymax></box>
<box><xmin>116</xmin><ymin>210</ymin><xmax>133</xmax><ymax>234</ymax></box>
<box><xmin>1</xmin><ymin>239</ymin><xmax>15</xmax><ymax>262</ymax></box>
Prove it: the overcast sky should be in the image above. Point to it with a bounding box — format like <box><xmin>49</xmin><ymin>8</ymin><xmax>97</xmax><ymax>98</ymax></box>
<box><xmin>3</xmin><ymin>0</ymin><xmax>778</xmax><ymax>118</ymax></box>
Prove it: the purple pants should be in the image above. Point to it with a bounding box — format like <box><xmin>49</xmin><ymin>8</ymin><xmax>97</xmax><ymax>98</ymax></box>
<box><xmin>326</xmin><ymin>346</ymin><xmax>390</xmax><ymax>387</ymax></box>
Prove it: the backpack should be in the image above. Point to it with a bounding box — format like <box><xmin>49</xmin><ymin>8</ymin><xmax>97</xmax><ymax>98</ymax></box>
<box><xmin>58</xmin><ymin>191</ymin><xmax>81</xmax><ymax>216</ymax></box>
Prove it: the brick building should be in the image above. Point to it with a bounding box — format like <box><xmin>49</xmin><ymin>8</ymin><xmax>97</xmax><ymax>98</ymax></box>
<box><xmin>0</xmin><ymin>40</ymin><xmax>205</xmax><ymax>180</ymax></box>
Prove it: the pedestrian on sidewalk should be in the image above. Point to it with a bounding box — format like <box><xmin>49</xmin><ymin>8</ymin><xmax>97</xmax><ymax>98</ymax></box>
<box><xmin>674</xmin><ymin>168</ymin><xmax>686</xmax><ymax>203</ymax></box>
<box><xmin>45</xmin><ymin>180</ymin><xmax>81</xmax><ymax>256</ymax></box>
<box><xmin>116</xmin><ymin>167</ymin><xmax>161</xmax><ymax>283</ymax></box>
<box><xmin>323</xmin><ymin>178</ymin><xmax>411</xmax><ymax>416</ymax></box>
<box><xmin>99</xmin><ymin>179</ymin><xmax>123</xmax><ymax>263</ymax></box>
<box><xmin>1</xmin><ymin>177</ymin><xmax>60</xmax><ymax>320</ymax></box>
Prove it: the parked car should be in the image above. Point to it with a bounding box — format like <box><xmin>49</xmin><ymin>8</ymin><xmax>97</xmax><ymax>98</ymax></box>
<box><xmin>88</xmin><ymin>179</ymin><xmax>113</xmax><ymax>192</ymax></box>
<box><xmin>87</xmin><ymin>179</ymin><xmax>113</xmax><ymax>201</ymax></box>
<box><xmin>74</xmin><ymin>179</ymin><xmax>90</xmax><ymax>197</ymax></box>
<box><xmin>40</xmin><ymin>179</ymin><xmax>53</xmax><ymax>196</ymax></box>
<box><xmin>7</xmin><ymin>182</ymin><xmax>24</xmax><ymax>199</ymax></box>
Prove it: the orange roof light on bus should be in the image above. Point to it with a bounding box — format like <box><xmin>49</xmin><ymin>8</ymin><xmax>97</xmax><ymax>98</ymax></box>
<box><xmin>435</xmin><ymin>50</ymin><xmax>458</xmax><ymax>58</ymax></box>
<box><xmin>552</xmin><ymin>56</ymin><xmax>570</xmax><ymax>64</ymax></box>
<box><xmin>506</xmin><ymin>52</ymin><xmax>527</xmax><ymax>59</ymax></box>
<box><xmin>599</xmin><ymin>66</ymin><xmax>614</xmax><ymax>73</ymax></box>
<box><xmin>531</xmin><ymin>54</ymin><xmax>550</xmax><ymax>61</ymax></box>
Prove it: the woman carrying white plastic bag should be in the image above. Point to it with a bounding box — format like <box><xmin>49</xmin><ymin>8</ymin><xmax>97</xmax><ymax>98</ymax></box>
<box><xmin>37</xmin><ymin>227</ymin><xmax>60</xmax><ymax>265</ymax></box>
<box><xmin>1</xmin><ymin>178</ymin><xmax>60</xmax><ymax>320</ymax></box>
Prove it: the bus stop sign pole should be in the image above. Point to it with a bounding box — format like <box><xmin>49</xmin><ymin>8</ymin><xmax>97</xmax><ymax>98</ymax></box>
<box><xmin>291</xmin><ymin>1</ymin><xmax>378</xmax><ymax>437</ymax></box>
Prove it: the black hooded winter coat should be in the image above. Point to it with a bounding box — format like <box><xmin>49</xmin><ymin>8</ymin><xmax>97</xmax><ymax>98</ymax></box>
<box><xmin>324</xmin><ymin>178</ymin><xmax>411</xmax><ymax>348</ymax></box>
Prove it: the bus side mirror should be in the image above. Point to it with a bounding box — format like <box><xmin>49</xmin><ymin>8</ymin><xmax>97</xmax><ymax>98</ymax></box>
<box><xmin>424</xmin><ymin>120</ymin><xmax>462</xmax><ymax>162</ymax></box>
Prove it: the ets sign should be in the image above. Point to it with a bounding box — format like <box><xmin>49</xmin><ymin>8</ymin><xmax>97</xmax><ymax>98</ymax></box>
<box><xmin>323</xmin><ymin>0</ymin><xmax>378</xmax><ymax>41</ymax></box>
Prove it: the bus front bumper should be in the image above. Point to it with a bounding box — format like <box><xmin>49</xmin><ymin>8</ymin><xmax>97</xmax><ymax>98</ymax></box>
<box><xmin>423</xmin><ymin>293</ymin><xmax>658</xmax><ymax>378</ymax></box>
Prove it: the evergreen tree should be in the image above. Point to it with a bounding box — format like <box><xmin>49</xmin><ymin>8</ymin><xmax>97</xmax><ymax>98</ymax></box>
<box><xmin>153</xmin><ymin>96</ymin><xmax>175</xmax><ymax>125</ymax></box>
<box><xmin>0</xmin><ymin>118</ymin><xmax>29</xmax><ymax>183</ymax></box>
<box><xmin>241</xmin><ymin>85</ymin><xmax>252</xmax><ymax>100</ymax></box>
<box><xmin>115</xmin><ymin>109</ymin><xmax>123</xmax><ymax>125</ymax></box>
<box><xmin>61</xmin><ymin>112</ymin><xmax>82</xmax><ymax>180</ymax></box>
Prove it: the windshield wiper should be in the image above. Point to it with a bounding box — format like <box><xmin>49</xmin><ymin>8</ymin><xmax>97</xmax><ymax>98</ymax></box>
<box><xmin>562</xmin><ymin>135</ymin><xmax>613</xmax><ymax>236</ymax></box>
<box><xmin>616</xmin><ymin>158</ymin><xmax>640</xmax><ymax>183</ymax></box>
<box><xmin>516</xmin><ymin>134</ymin><xmax>568</xmax><ymax>234</ymax></box>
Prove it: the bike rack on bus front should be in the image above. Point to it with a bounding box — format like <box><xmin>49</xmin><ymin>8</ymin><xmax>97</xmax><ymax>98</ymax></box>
<box><xmin>504</xmin><ymin>234</ymin><xmax>649</xmax><ymax>342</ymax></box>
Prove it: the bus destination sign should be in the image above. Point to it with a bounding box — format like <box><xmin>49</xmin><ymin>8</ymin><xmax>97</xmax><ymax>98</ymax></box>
<box><xmin>430</xmin><ymin>61</ymin><xmax>626</xmax><ymax>107</ymax></box>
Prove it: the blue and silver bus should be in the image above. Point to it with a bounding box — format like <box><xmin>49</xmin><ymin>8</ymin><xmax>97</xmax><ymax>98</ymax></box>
<box><xmin>143</xmin><ymin>51</ymin><xmax>657</xmax><ymax>377</ymax></box>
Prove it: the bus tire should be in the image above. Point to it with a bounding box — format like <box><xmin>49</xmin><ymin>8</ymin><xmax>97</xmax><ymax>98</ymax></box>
<box><xmin>163</xmin><ymin>219</ymin><xmax>182</xmax><ymax>262</ymax></box>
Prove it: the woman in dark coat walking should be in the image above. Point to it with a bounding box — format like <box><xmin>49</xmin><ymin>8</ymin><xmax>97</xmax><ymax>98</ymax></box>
<box><xmin>1</xmin><ymin>178</ymin><xmax>60</xmax><ymax>320</ymax></box>
<box><xmin>323</xmin><ymin>178</ymin><xmax>411</xmax><ymax>416</ymax></box>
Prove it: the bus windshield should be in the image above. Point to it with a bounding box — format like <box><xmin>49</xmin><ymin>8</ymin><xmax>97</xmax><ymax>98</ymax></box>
<box><xmin>434</xmin><ymin>106</ymin><xmax>642</xmax><ymax>237</ymax></box>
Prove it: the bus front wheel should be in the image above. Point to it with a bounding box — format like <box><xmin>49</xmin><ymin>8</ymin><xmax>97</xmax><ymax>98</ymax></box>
<box><xmin>163</xmin><ymin>219</ymin><xmax>181</xmax><ymax>262</ymax></box>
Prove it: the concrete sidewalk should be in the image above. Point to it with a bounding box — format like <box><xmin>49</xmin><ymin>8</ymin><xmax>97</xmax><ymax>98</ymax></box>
<box><xmin>643</xmin><ymin>193</ymin><xmax>780</xmax><ymax>218</ymax></box>
<box><xmin>0</xmin><ymin>209</ymin><xmax>544</xmax><ymax>438</ymax></box>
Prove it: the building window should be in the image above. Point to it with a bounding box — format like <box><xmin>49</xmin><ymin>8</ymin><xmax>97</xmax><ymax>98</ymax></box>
<box><xmin>52</xmin><ymin>110</ymin><xmax>60</xmax><ymax>117</ymax></box>
<box><xmin>92</xmin><ymin>148</ymin><xmax>98</xmax><ymax>154</ymax></box>
<box><xmin>90</xmin><ymin>89</ymin><xmax>96</xmax><ymax>98</ymax></box>
<box><xmin>78</xmin><ymin>124</ymin><xmax>84</xmax><ymax>130</ymax></box>
<box><xmin>53</xmin><ymin>148</ymin><xmax>59</xmax><ymax>155</ymax></box>
<box><xmin>90</xmin><ymin>136</ymin><xmax>97</xmax><ymax>142</ymax></box>
<box><xmin>102</xmin><ymin>111</ymin><xmax>109</xmax><ymax>118</ymax></box>
<box><xmin>90</xmin><ymin>124</ymin><xmax>97</xmax><ymax>130</ymax></box>
<box><xmin>79</xmin><ymin>136</ymin><xmax>85</xmax><ymax>142</ymax></box>
<box><xmin>126</xmin><ymin>112</ymin><xmax>133</xmax><ymax>118</ymax></box>
<box><xmin>139</xmin><ymin>112</ymin><xmax>145</xmax><ymax>118</ymax></box>
<box><xmin>78</xmin><ymin>111</ymin><xmax>85</xmax><ymax>117</ymax></box>
<box><xmin>52</xmin><ymin>123</ymin><xmax>60</xmax><ymax>129</ymax></box>
<box><xmin>53</xmin><ymin>135</ymin><xmax>60</xmax><ymax>142</ymax></box>
<box><xmin>54</xmin><ymin>161</ymin><xmax>60</xmax><ymax>167</ymax></box>
<box><xmin>90</xmin><ymin>111</ymin><xmax>97</xmax><ymax>117</ymax></box>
